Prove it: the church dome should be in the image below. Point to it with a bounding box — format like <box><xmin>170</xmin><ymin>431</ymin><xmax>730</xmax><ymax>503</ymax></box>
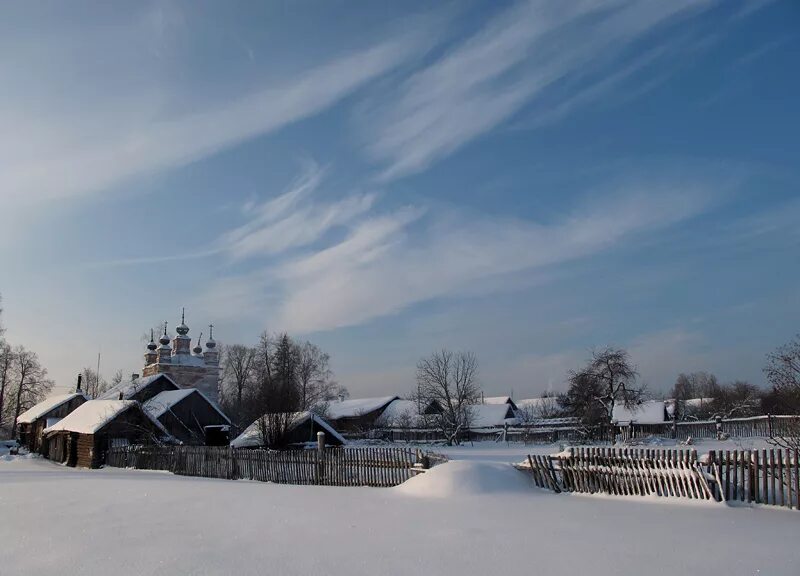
<box><xmin>159</xmin><ymin>331</ymin><xmax>171</xmax><ymax>346</ymax></box>
<box><xmin>147</xmin><ymin>340</ymin><xmax>158</xmax><ymax>351</ymax></box>
<box><xmin>205</xmin><ymin>338</ymin><xmax>216</xmax><ymax>350</ymax></box>
<box><xmin>193</xmin><ymin>343</ymin><xmax>203</xmax><ymax>355</ymax></box>
<box><xmin>176</xmin><ymin>322</ymin><xmax>189</xmax><ymax>336</ymax></box>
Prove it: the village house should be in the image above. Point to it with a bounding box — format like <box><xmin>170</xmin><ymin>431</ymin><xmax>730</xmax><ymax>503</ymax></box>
<box><xmin>102</xmin><ymin>374</ymin><xmax>230</xmax><ymax>445</ymax></box>
<box><xmin>15</xmin><ymin>392</ymin><xmax>88</xmax><ymax>453</ymax></box>
<box><xmin>143</xmin><ymin>389</ymin><xmax>231</xmax><ymax>445</ymax></box>
<box><xmin>231</xmin><ymin>412</ymin><xmax>345</xmax><ymax>449</ymax></box>
<box><xmin>323</xmin><ymin>396</ymin><xmax>399</xmax><ymax>433</ymax></box>
<box><xmin>43</xmin><ymin>400</ymin><xmax>168</xmax><ymax>468</ymax></box>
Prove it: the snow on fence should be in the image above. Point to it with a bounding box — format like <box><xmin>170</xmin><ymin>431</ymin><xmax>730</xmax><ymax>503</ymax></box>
<box><xmin>519</xmin><ymin>447</ymin><xmax>800</xmax><ymax>510</ymax></box>
<box><xmin>104</xmin><ymin>444</ymin><xmax>442</xmax><ymax>487</ymax></box>
<box><xmin>364</xmin><ymin>415</ymin><xmax>800</xmax><ymax>445</ymax></box>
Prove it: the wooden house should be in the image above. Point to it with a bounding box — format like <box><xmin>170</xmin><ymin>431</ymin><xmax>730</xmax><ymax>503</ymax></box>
<box><xmin>143</xmin><ymin>389</ymin><xmax>231</xmax><ymax>445</ymax></box>
<box><xmin>43</xmin><ymin>400</ymin><xmax>169</xmax><ymax>468</ymax></box>
<box><xmin>324</xmin><ymin>396</ymin><xmax>399</xmax><ymax>432</ymax></box>
<box><xmin>15</xmin><ymin>393</ymin><xmax>88</xmax><ymax>453</ymax></box>
<box><xmin>231</xmin><ymin>412</ymin><xmax>345</xmax><ymax>449</ymax></box>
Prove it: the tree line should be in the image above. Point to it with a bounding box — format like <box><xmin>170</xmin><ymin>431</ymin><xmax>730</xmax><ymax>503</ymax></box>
<box><xmin>0</xmin><ymin>295</ymin><xmax>54</xmax><ymax>439</ymax></box>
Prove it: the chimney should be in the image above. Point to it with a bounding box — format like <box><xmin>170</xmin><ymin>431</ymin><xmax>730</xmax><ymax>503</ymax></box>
<box><xmin>76</xmin><ymin>373</ymin><xmax>83</xmax><ymax>393</ymax></box>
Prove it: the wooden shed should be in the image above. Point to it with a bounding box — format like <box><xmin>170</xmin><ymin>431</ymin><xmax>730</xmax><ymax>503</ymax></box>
<box><xmin>43</xmin><ymin>400</ymin><xmax>168</xmax><ymax>468</ymax></box>
<box><xmin>143</xmin><ymin>389</ymin><xmax>231</xmax><ymax>445</ymax></box>
<box><xmin>15</xmin><ymin>393</ymin><xmax>88</xmax><ymax>453</ymax></box>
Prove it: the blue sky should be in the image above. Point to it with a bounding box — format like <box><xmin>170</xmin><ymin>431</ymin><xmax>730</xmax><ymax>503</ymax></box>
<box><xmin>1</xmin><ymin>0</ymin><xmax>798</xmax><ymax>398</ymax></box>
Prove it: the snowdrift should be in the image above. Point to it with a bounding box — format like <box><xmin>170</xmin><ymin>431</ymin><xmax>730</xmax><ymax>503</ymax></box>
<box><xmin>396</xmin><ymin>461</ymin><xmax>534</xmax><ymax>498</ymax></box>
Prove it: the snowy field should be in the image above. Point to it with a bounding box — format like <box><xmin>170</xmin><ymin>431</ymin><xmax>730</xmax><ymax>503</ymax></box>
<box><xmin>2</xmin><ymin>448</ymin><xmax>799</xmax><ymax>576</ymax></box>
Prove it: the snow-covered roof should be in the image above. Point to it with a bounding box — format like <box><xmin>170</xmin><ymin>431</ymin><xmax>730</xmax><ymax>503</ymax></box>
<box><xmin>100</xmin><ymin>374</ymin><xmax>178</xmax><ymax>401</ymax></box>
<box><xmin>231</xmin><ymin>412</ymin><xmax>345</xmax><ymax>448</ymax></box>
<box><xmin>470</xmin><ymin>404</ymin><xmax>517</xmax><ymax>428</ymax></box>
<box><xmin>44</xmin><ymin>400</ymin><xmax>169</xmax><ymax>436</ymax></box>
<box><xmin>375</xmin><ymin>399</ymin><xmax>424</xmax><ymax>428</ymax></box>
<box><xmin>16</xmin><ymin>393</ymin><xmax>87</xmax><ymax>424</ymax></box>
<box><xmin>143</xmin><ymin>389</ymin><xmax>195</xmax><ymax>419</ymax></box>
<box><xmin>324</xmin><ymin>396</ymin><xmax>399</xmax><ymax>420</ymax></box>
<box><xmin>482</xmin><ymin>396</ymin><xmax>514</xmax><ymax>405</ymax></box>
<box><xmin>516</xmin><ymin>397</ymin><xmax>555</xmax><ymax>409</ymax></box>
<box><xmin>143</xmin><ymin>388</ymin><xmax>231</xmax><ymax>424</ymax></box>
<box><xmin>612</xmin><ymin>400</ymin><xmax>667</xmax><ymax>424</ymax></box>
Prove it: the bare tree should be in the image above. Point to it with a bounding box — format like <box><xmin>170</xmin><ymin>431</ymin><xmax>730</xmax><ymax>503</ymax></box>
<box><xmin>296</xmin><ymin>341</ymin><xmax>334</xmax><ymax>411</ymax></box>
<box><xmin>10</xmin><ymin>346</ymin><xmax>53</xmax><ymax>438</ymax></box>
<box><xmin>416</xmin><ymin>350</ymin><xmax>481</xmax><ymax>446</ymax></box>
<box><xmin>0</xmin><ymin>342</ymin><xmax>12</xmax><ymax>431</ymax></box>
<box><xmin>671</xmin><ymin>371</ymin><xmax>718</xmax><ymax>420</ymax></box>
<box><xmin>516</xmin><ymin>393</ymin><xmax>562</xmax><ymax>423</ymax></box>
<box><xmin>220</xmin><ymin>344</ymin><xmax>256</xmax><ymax>428</ymax></box>
<box><xmin>110</xmin><ymin>369</ymin><xmax>124</xmax><ymax>388</ymax></box>
<box><xmin>560</xmin><ymin>347</ymin><xmax>644</xmax><ymax>443</ymax></box>
<box><xmin>764</xmin><ymin>335</ymin><xmax>800</xmax><ymax>449</ymax></box>
<box><xmin>82</xmin><ymin>367</ymin><xmax>108</xmax><ymax>399</ymax></box>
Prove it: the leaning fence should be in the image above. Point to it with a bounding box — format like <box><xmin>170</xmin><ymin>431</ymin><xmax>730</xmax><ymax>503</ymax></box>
<box><xmin>105</xmin><ymin>444</ymin><xmax>441</xmax><ymax>487</ymax></box>
<box><xmin>519</xmin><ymin>447</ymin><xmax>800</xmax><ymax>510</ymax></box>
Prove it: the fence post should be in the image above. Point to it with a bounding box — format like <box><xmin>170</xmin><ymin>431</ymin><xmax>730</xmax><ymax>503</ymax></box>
<box><xmin>317</xmin><ymin>431</ymin><xmax>325</xmax><ymax>485</ymax></box>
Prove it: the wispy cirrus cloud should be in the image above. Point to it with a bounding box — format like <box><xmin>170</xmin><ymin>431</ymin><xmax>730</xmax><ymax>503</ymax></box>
<box><xmin>362</xmin><ymin>0</ymin><xmax>716</xmax><ymax>180</ymax></box>
<box><xmin>194</xmin><ymin>167</ymin><xmax>718</xmax><ymax>333</ymax></box>
<box><xmin>0</xmin><ymin>8</ymin><xmax>433</xmax><ymax>207</ymax></box>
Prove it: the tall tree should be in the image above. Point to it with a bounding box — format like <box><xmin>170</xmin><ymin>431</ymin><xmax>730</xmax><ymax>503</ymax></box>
<box><xmin>561</xmin><ymin>347</ymin><xmax>644</xmax><ymax>442</ymax></box>
<box><xmin>10</xmin><ymin>346</ymin><xmax>53</xmax><ymax>438</ymax></box>
<box><xmin>220</xmin><ymin>344</ymin><xmax>256</xmax><ymax>428</ymax></box>
<box><xmin>416</xmin><ymin>349</ymin><xmax>481</xmax><ymax>446</ymax></box>
<box><xmin>0</xmin><ymin>342</ymin><xmax>13</xmax><ymax>430</ymax></box>
<box><xmin>763</xmin><ymin>335</ymin><xmax>800</xmax><ymax>449</ymax></box>
<box><xmin>296</xmin><ymin>341</ymin><xmax>334</xmax><ymax>411</ymax></box>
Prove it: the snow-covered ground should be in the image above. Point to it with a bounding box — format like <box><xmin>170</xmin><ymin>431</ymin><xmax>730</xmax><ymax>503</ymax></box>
<box><xmin>2</xmin><ymin>454</ymin><xmax>798</xmax><ymax>575</ymax></box>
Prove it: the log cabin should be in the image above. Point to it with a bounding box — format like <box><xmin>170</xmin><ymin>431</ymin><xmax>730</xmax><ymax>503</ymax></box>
<box><xmin>43</xmin><ymin>400</ymin><xmax>169</xmax><ymax>468</ymax></box>
<box><xmin>15</xmin><ymin>393</ymin><xmax>88</xmax><ymax>453</ymax></box>
<box><xmin>231</xmin><ymin>412</ymin><xmax>345</xmax><ymax>449</ymax></box>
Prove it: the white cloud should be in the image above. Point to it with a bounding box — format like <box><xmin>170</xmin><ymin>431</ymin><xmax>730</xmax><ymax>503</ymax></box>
<box><xmin>364</xmin><ymin>0</ymin><xmax>715</xmax><ymax>180</ymax></box>
<box><xmin>0</xmin><ymin>11</ymin><xmax>429</xmax><ymax>206</ymax></box>
<box><xmin>196</xmin><ymin>170</ymin><xmax>715</xmax><ymax>333</ymax></box>
<box><xmin>219</xmin><ymin>162</ymin><xmax>378</xmax><ymax>260</ymax></box>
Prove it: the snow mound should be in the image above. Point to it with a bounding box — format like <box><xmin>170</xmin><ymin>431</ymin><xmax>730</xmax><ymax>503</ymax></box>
<box><xmin>396</xmin><ymin>461</ymin><xmax>534</xmax><ymax>498</ymax></box>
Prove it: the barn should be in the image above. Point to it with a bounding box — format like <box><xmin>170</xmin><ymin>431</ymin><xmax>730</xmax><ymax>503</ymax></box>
<box><xmin>143</xmin><ymin>389</ymin><xmax>231</xmax><ymax>445</ymax></box>
<box><xmin>43</xmin><ymin>400</ymin><xmax>169</xmax><ymax>468</ymax></box>
<box><xmin>15</xmin><ymin>392</ymin><xmax>88</xmax><ymax>453</ymax></box>
<box><xmin>231</xmin><ymin>412</ymin><xmax>345</xmax><ymax>449</ymax></box>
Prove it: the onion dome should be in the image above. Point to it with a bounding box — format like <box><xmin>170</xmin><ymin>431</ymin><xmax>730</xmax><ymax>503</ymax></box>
<box><xmin>176</xmin><ymin>308</ymin><xmax>190</xmax><ymax>336</ymax></box>
<box><xmin>206</xmin><ymin>323</ymin><xmax>216</xmax><ymax>349</ymax></box>
<box><xmin>159</xmin><ymin>323</ymin><xmax>171</xmax><ymax>346</ymax></box>
<box><xmin>193</xmin><ymin>333</ymin><xmax>203</xmax><ymax>355</ymax></box>
<box><xmin>146</xmin><ymin>329</ymin><xmax>157</xmax><ymax>351</ymax></box>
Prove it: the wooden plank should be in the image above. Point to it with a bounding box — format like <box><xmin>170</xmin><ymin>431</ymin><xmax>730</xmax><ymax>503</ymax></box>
<box><xmin>769</xmin><ymin>449</ymin><xmax>776</xmax><ymax>505</ymax></box>
<box><xmin>778</xmin><ymin>449</ymin><xmax>785</xmax><ymax>507</ymax></box>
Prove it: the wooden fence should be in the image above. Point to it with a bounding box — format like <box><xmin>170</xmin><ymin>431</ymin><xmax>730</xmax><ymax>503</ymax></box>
<box><xmin>520</xmin><ymin>447</ymin><xmax>800</xmax><ymax>510</ymax></box>
<box><xmin>105</xmin><ymin>445</ymin><xmax>436</xmax><ymax>487</ymax></box>
<box><xmin>368</xmin><ymin>415</ymin><xmax>800</xmax><ymax>445</ymax></box>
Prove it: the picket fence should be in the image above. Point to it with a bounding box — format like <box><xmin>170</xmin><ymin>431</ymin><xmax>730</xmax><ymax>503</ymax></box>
<box><xmin>520</xmin><ymin>447</ymin><xmax>800</xmax><ymax>510</ymax></box>
<box><xmin>105</xmin><ymin>445</ymin><xmax>436</xmax><ymax>487</ymax></box>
